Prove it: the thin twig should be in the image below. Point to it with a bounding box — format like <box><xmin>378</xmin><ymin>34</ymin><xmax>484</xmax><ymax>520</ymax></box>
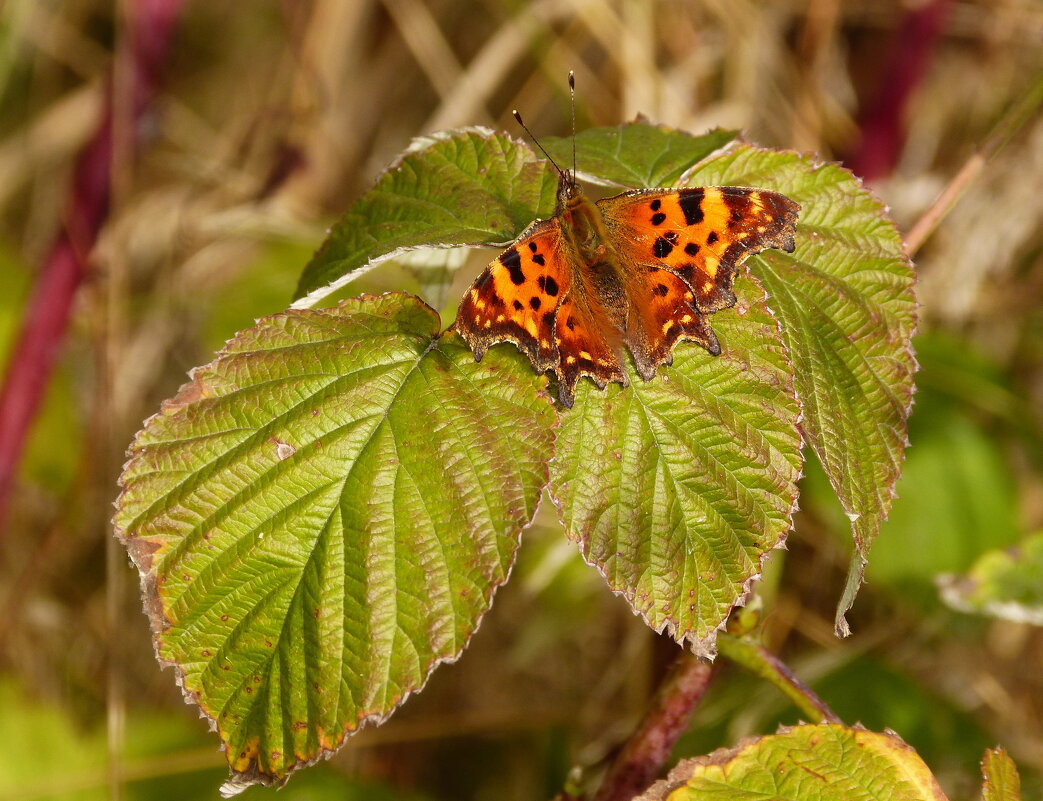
<box><xmin>716</xmin><ymin>632</ymin><xmax>841</xmax><ymax>724</ymax></box>
<box><xmin>592</xmin><ymin>651</ymin><xmax>715</xmax><ymax>801</ymax></box>
<box><xmin>904</xmin><ymin>70</ymin><xmax>1043</xmax><ymax>256</ymax></box>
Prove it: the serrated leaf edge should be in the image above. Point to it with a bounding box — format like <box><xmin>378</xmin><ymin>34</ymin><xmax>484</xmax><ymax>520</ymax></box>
<box><xmin>112</xmin><ymin>291</ymin><xmax>556</xmax><ymax>794</ymax></box>
<box><xmin>689</xmin><ymin>145</ymin><xmax>920</xmax><ymax>636</ymax></box>
<box><xmin>636</xmin><ymin>722</ymin><xmax>948</xmax><ymax>801</ymax></box>
<box><xmin>547</xmin><ymin>272</ymin><xmax>803</xmax><ymax>660</ymax></box>
<box><xmin>292</xmin><ymin>127</ymin><xmax>547</xmax><ymax>311</ymax></box>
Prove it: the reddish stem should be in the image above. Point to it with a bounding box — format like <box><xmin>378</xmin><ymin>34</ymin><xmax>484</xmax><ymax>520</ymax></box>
<box><xmin>0</xmin><ymin>0</ymin><xmax>185</xmax><ymax>532</ymax></box>
<box><xmin>846</xmin><ymin>0</ymin><xmax>950</xmax><ymax>181</ymax></box>
<box><xmin>593</xmin><ymin>651</ymin><xmax>715</xmax><ymax>801</ymax></box>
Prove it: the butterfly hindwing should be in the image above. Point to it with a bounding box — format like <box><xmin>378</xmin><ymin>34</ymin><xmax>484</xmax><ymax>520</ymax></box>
<box><xmin>621</xmin><ymin>263</ymin><xmax>720</xmax><ymax>381</ymax></box>
<box><xmin>455</xmin><ymin>218</ymin><xmax>571</xmax><ymax>374</ymax></box>
<box><xmin>551</xmin><ymin>286</ymin><xmax>627</xmax><ymax>408</ymax></box>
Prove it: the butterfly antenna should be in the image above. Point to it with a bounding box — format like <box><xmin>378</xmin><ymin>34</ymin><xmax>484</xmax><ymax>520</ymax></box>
<box><xmin>512</xmin><ymin>109</ymin><xmax>570</xmax><ymax>188</ymax></box>
<box><xmin>568</xmin><ymin>71</ymin><xmax>577</xmax><ymax>185</ymax></box>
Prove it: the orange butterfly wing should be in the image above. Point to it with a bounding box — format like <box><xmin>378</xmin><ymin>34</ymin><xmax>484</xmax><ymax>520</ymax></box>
<box><xmin>599</xmin><ymin>187</ymin><xmax>800</xmax><ymax>379</ymax></box>
<box><xmin>455</xmin><ymin>212</ymin><xmax>629</xmax><ymax>407</ymax></box>
<box><xmin>456</xmin><ymin>184</ymin><xmax>800</xmax><ymax>406</ymax></box>
<box><xmin>455</xmin><ymin>218</ymin><xmax>571</xmax><ymax>374</ymax></box>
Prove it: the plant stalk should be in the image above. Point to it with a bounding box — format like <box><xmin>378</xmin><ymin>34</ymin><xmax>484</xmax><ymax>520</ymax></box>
<box><xmin>592</xmin><ymin>650</ymin><xmax>715</xmax><ymax>801</ymax></box>
<box><xmin>716</xmin><ymin>632</ymin><xmax>840</xmax><ymax>724</ymax></box>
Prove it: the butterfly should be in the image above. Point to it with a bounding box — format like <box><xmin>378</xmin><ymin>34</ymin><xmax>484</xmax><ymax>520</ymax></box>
<box><xmin>455</xmin><ymin>126</ymin><xmax>799</xmax><ymax>408</ymax></box>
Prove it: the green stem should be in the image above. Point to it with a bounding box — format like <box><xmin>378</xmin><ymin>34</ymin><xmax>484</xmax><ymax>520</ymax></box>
<box><xmin>716</xmin><ymin>633</ymin><xmax>841</xmax><ymax>724</ymax></box>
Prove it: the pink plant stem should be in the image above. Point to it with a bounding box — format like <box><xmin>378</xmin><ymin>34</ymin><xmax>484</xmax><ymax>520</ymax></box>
<box><xmin>593</xmin><ymin>652</ymin><xmax>715</xmax><ymax>801</ymax></box>
<box><xmin>0</xmin><ymin>0</ymin><xmax>185</xmax><ymax>533</ymax></box>
<box><xmin>847</xmin><ymin>0</ymin><xmax>950</xmax><ymax>181</ymax></box>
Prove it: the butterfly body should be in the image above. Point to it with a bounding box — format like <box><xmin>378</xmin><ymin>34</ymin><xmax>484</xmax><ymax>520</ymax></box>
<box><xmin>455</xmin><ymin>171</ymin><xmax>799</xmax><ymax>407</ymax></box>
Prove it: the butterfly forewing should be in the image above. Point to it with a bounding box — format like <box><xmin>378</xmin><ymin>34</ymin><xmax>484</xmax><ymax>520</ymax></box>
<box><xmin>599</xmin><ymin>187</ymin><xmax>800</xmax><ymax>313</ymax></box>
<box><xmin>455</xmin><ymin>218</ymin><xmax>571</xmax><ymax>373</ymax></box>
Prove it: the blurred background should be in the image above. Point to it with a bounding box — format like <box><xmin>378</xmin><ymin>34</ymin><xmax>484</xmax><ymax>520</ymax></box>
<box><xmin>0</xmin><ymin>1</ymin><xmax>1041</xmax><ymax>799</ymax></box>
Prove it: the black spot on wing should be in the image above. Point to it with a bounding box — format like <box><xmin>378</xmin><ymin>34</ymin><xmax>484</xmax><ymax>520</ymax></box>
<box><xmin>542</xmin><ymin>276</ymin><xmax>559</xmax><ymax>296</ymax></box>
<box><xmin>502</xmin><ymin>247</ymin><xmax>525</xmax><ymax>285</ymax></box>
<box><xmin>529</xmin><ymin>296</ymin><xmax>541</xmax><ymax>311</ymax></box>
<box><xmin>651</xmin><ymin>212</ymin><xmax>667</xmax><ymax>226</ymax></box>
<box><xmin>513</xmin><ymin>299</ymin><xmax>523</xmax><ymax>311</ymax></box>
<box><xmin>653</xmin><ymin>237</ymin><xmax>674</xmax><ymax>258</ymax></box>
<box><xmin>679</xmin><ymin>188</ymin><xmax>705</xmax><ymax>225</ymax></box>
<box><xmin>650</xmin><ymin>198</ymin><xmax>661</xmax><ymax>211</ymax></box>
<box><xmin>653</xmin><ymin>283</ymin><xmax>669</xmax><ymax>297</ymax></box>
<box><xmin>528</xmin><ymin>241</ymin><xmax>538</xmax><ymax>252</ymax></box>
<box><xmin>684</xmin><ymin>242</ymin><xmax>699</xmax><ymax>256</ymax></box>
<box><xmin>532</xmin><ymin>254</ymin><xmax>546</xmax><ymax>266</ymax></box>
<box><xmin>706</xmin><ymin>231</ymin><xmax>719</xmax><ymax>245</ymax></box>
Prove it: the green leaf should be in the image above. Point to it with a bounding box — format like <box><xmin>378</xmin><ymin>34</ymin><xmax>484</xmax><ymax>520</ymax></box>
<box><xmin>938</xmin><ymin>530</ymin><xmax>1043</xmax><ymax>625</ymax></box>
<box><xmin>981</xmin><ymin>747</ymin><xmax>1022</xmax><ymax>801</ymax></box>
<box><xmin>684</xmin><ymin>146</ymin><xmax>917</xmax><ymax>635</ymax></box>
<box><xmin>638</xmin><ymin>724</ymin><xmax>948</xmax><ymax>801</ymax></box>
<box><xmin>549</xmin><ymin>277</ymin><xmax>801</xmax><ymax>656</ymax></box>
<box><xmin>114</xmin><ymin>293</ymin><xmax>555</xmax><ymax>792</ymax></box>
<box><xmin>541</xmin><ymin>123</ymin><xmax>738</xmax><ymax>189</ymax></box>
<box><xmin>293</xmin><ymin>129</ymin><xmax>558</xmax><ymax>307</ymax></box>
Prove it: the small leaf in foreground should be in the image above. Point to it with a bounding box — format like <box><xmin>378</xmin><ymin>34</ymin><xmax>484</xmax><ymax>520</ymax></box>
<box><xmin>550</xmin><ymin>277</ymin><xmax>801</xmax><ymax>656</ymax></box>
<box><xmin>981</xmin><ymin>746</ymin><xmax>1022</xmax><ymax>801</ymax></box>
<box><xmin>294</xmin><ymin>129</ymin><xmax>558</xmax><ymax>306</ymax></box>
<box><xmin>685</xmin><ymin>145</ymin><xmax>918</xmax><ymax>635</ymax></box>
<box><xmin>115</xmin><ymin>293</ymin><xmax>555</xmax><ymax>792</ymax></box>
<box><xmin>938</xmin><ymin>530</ymin><xmax>1043</xmax><ymax>625</ymax></box>
<box><xmin>636</xmin><ymin>724</ymin><xmax>948</xmax><ymax>801</ymax></box>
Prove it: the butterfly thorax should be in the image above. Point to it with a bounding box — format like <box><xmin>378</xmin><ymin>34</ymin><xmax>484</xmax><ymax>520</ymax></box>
<box><xmin>558</xmin><ymin>185</ymin><xmax>628</xmax><ymax>325</ymax></box>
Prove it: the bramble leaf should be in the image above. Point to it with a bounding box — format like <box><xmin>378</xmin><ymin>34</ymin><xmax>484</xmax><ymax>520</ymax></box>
<box><xmin>685</xmin><ymin>146</ymin><xmax>917</xmax><ymax>635</ymax></box>
<box><xmin>115</xmin><ymin>294</ymin><xmax>554</xmax><ymax>792</ymax></box>
<box><xmin>938</xmin><ymin>530</ymin><xmax>1043</xmax><ymax>625</ymax></box>
<box><xmin>541</xmin><ymin>123</ymin><xmax>738</xmax><ymax>189</ymax></box>
<box><xmin>549</xmin><ymin>277</ymin><xmax>801</xmax><ymax>656</ymax></box>
<box><xmin>981</xmin><ymin>747</ymin><xmax>1022</xmax><ymax>801</ymax></box>
<box><xmin>293</xmin><ymin>129</ymin><xmax>558</xmax><ymax>307</ymax></box>
<box><xmin>637</xmin><ymin>724</ymin><xmax>948</xmax><ymax>801</ymax></box>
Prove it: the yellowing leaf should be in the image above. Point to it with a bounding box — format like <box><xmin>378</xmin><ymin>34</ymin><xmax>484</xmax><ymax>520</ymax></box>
<box><xmin>638</xmin><ymin>724</ymin><xmax>948</xmax><ymax>801</ymax></box>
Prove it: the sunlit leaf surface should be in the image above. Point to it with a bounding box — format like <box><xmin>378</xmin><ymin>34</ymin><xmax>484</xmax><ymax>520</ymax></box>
<box><xmin>115</xmin><ymin>294</ymin><xmax>554</xmax><ymax>791</ymax></box>
<box><xmin>686</xmin><ymin>146</ymin><xmax>917</xmax><ymax>633</ymax></box>
<box><xmin>637</xmin><ymin>725</ymin><xmax>948</xmax><ymax>801</ymax></box>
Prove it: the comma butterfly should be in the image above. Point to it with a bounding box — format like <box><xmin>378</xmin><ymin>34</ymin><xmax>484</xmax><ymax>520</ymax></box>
<box><xmin>455</xmin><ymin>87</ymin><xmax>799</xmax><ymax>408</ymax></box>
